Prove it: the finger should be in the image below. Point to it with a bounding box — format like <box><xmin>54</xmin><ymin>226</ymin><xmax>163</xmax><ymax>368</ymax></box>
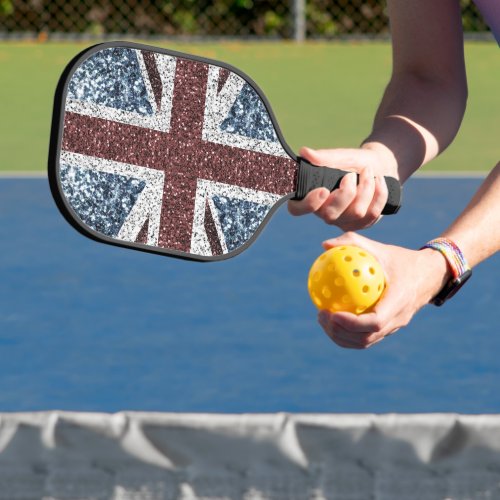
<box><xmin>363</xmin><ymin>174</ymin><xmax>389</xmax><ymax>224</ymax></box>
<box><xmin>288</xmin><ymin>187</ymin><xmax>330</xmax><ymax>216</ymax></box>
<box><xmin>342</xmin><ymin>165</ymin><xmax>376</xmax><ymax>221</ymax></box>
<box><xmin>330</xmin><ymin>318</ymin><xmax>390</xmax><ymax>349</ymax></box>
<box><xmin>298</xmin><ymin>146</ymin><xmax>325</xmax><ymax>165</ymax></box>
<box><xmin>364</xmin><ymin>335</ymin><xmax>386</xmax><ymax>348</ymax></box>
<box><xmin>328</xmin><ymin>327</ymin><xmax>380</xmax><ymax>349</ymax></box>
<box><xmin>319</xmin><ymin>311</ymin><xmax>372</xmax><ymax>348</ymax></box>
<box><xmin>332</xmin><ymin>291</ymin><xmax>402</xmax><ymax>339</ymax></box>
<box><xmin>385</xmin><ymin>328</ymin><xmax>400</xmax><ymax>337</ymax></box>
<box><xmin>330</xmin><ymin>311</ymin><xmax>385</xmax><ymax>335</ymax></box>
<box><xmin>315</xmin><ymin>172</ymin><xmax>357</xmax><ymax>224</ymax></box>
<box><xmin>330</xmin><ymin>323</ymin><xmax>371</xmax><ymax>347</ymax></box>
<box><xmin>319</xmin><ymin>310</ymin><xmax>390</xmax><ymax>349</ymax></box>
<box><xmin>320</xmin><ymin>322</ymin><xmax>365</xmax><ymax>349</ymax></box>
<box><xmin>324</xmin><ymin>169</ymin><xmax>391</xmax><ymax>231</ymax></box>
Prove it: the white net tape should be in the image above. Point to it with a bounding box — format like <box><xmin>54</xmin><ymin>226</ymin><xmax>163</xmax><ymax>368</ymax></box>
<box><xmin>0</xmin><ymin>412</ymin><xmax>500</xmax><ymax>499</ymax></box>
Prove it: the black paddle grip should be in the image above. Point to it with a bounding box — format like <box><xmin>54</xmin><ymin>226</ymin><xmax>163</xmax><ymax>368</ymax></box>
<box><xmin>293</xmin><ymin>157</ymin><xmax>402</xmax><ymax>215</ymax></box>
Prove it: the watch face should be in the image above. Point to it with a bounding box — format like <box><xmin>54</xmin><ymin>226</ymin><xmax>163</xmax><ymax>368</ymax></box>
<box><xmin>432</xmin><ymin>269</ymin><xmax>472</xmax><ymax>306</ymax></box>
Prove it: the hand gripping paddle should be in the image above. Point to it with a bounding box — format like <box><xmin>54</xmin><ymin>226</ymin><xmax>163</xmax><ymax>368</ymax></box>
<box><xmin>49</xmin><ymin>41</ymin><xmax>401</xmax><ymax>261</ymax></box>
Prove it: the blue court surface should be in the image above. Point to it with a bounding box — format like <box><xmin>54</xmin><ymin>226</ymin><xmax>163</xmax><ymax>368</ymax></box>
<box><xmin>0</xmin><ymin>176</ymin><xmax>498</xmax><ymax>413</ymax></box>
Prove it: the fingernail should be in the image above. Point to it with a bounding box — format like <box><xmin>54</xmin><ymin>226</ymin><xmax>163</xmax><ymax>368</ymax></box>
<box><xmin>318</xmin><ymin>188</ymin><xmax>329</xmax><ymax>200</ymax></box>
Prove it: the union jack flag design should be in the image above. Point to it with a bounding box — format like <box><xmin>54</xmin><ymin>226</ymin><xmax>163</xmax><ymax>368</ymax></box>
<box><xmin>59</xmin><ymin>46</ymin><xmax>298</xmax><ymax>258</ymax></box>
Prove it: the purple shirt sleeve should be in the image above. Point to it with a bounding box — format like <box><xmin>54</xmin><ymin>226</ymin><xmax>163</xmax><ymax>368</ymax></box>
<box><xmin>473</xmin><ymin>0</ymin><xmax>500</xmax><ymax>45</ymax></box>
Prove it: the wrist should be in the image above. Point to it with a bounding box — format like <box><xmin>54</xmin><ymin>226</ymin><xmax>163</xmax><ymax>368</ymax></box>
<box><xmin>361</xmin><ymin>141</ymin><xmax>399</xmax><ymax>178</ymax></box>
<box><xmin>417</xmin><ymin>248</ymin><xmax>453</xmax><ymax>303</ymax></box>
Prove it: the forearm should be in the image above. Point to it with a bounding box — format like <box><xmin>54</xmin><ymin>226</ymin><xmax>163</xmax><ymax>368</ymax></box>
<box><xmin>362</xmin><ymin>73</ymin><xmax>467</xmax><ymax>182</ymax></box>
<box><xmin>441</xmin><ymin>162</ymin><xmax>500</xmax><ymax>267</ymax></box>
<box><xmin>361</xmin><ymin>0</ymin><xmax>467</xmax><ymax>183</ymax></box>
<box><xmin>418</xmin><ymin>163</ymin><xmax>500</xmax><ymax>302</ymax></box>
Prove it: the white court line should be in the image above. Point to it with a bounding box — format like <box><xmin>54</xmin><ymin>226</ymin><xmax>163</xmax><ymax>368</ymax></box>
<box><xmin>414</xmin><ymin>170</ymin><xmax>487</xmax><ymax>178</ymax></box>
<box><xmin>0</xmin><ymin>171</ymin><xmax>47</xmax><ymax>178</ymax></box>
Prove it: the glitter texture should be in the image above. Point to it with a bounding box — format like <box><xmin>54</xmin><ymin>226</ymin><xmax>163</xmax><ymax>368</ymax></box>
<box><xmin>66</xmin><ymin>50</ymin><xmax>176</xmax><ymax>133</ymax></box>
<box><xmin>68</xmin><ymin>48</ymin><xmax>153</xmax><ymax>116</ymax></box>
<box><xmin>220</xmin><ymin>83</ymin><xmax>279</xmax><ymax>142</ymax></box>
<box><xmin>59</xmin><ymin>46</ymin><xmax>298</xmax><ymax>258</ymax></box>
<box><xmin>190</xmin><ymin>179</ymin><xmax>280</xmax><ymax>256</ymax></box>
<box><xmin>202</xmin><ymin>65</ymin><xmax>288</xmax><ymax>158</ymax></box>
<box><xmin>212</xmin><ymin>195</ymin><xmax>271</xmax><ymax>252</ymax></box>
<box><xmin>60</xmin><ymin>164</ymin><xmax>146</xmax><ymax>237</ymax></box>
<box><xmin>61</xmin><ymin>151</ymin><xmax>165</xmax><ymax>246</ymax></box>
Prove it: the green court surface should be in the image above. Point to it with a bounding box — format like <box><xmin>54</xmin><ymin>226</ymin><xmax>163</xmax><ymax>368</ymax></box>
<box><xmin>0</xmin><ymin>41</ymin><xmax>497</xmax><ymax>173</ymax></box>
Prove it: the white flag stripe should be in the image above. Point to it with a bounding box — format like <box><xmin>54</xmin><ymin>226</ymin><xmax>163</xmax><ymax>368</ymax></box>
<box><xmin>202</xmin><ymin>65</ymin><xmax>289</xmax><ymax>158</ymax></box>
<box><xmin>190</xmin><ymin>179</ymin><xmax>281</xmax><ymax>256</ymax></box>
<box><xmin>136</xmin><ymin>51</ymin><xmax>158</xmax><ymax>116</ymax></box>
<box><xmin>60</xmin><ymin>151</ymin><xmax>164</xmax><ymax>245</ymax></box>
<box><xmin>154</xmin><ymin>52</ymin><xmax>177</xmax><ymax>132</ymax></box>
<box><xmin>66</xmin><ymin>50</ymin><xmax>176</xmax><ymax>133</ymax></box>
<box><xmin>207</xmin><ymin>196</ymin><xmax>229</xmax><ymax>255</ymax></box>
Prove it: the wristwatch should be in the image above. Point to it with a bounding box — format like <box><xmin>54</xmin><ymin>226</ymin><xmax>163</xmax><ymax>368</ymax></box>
<box><xmin>421</xmin><ymin>238</ymin><xmax>472</xmax><ymax>306</ymax></box>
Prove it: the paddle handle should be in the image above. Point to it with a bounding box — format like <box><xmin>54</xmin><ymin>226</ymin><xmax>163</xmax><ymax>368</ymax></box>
<box><xmin>293</xmin><ymin>157</ymin><xmax>402</xmax><ymax>215</ymax></box>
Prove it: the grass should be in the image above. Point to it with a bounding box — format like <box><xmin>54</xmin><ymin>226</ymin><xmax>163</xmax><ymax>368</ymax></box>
<box><xmin>0</xmin><ymin>40</ymin><xmax>497</xmax><ymax>172</ymax></box>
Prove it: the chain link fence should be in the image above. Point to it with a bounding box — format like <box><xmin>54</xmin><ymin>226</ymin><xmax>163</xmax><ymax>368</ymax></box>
<box><xmin>0</xmin><ymin>0</ymin><xmax>491</xmax><ymax>40</ymax></box>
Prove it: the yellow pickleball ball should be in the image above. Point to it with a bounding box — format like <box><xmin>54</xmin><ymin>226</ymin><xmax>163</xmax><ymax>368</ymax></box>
<box><xmin>308</xmin><ymin>245</ymin><xmax>385</xmax><ymax>314</ymax></box>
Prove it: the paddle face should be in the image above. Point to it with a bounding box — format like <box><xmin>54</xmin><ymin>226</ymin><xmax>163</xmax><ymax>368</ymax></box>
<box><xmin>49</xmin><ymin>42</ymin><xmax>298</xmax><ymax>261</ymax></box>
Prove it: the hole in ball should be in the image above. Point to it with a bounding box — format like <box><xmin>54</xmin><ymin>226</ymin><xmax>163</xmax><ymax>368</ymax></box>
<box><xmin>344</xmin><ymin>256</ymin><xmax>352</xmax><ymax>262</ymax></box>
<box><xmin>313</xmin><ymin>294</ymin><xmax>322</xmax><ymax>308</ymax></box>
<box><xmin>352</xmin><ymin>269</ymin><xmax>360</xmax><ymax>277</ymax></box>
<box><xmin>362</xmin><ymin>285</ymin><xmax>369</xmax><ymax>293</ymax></box>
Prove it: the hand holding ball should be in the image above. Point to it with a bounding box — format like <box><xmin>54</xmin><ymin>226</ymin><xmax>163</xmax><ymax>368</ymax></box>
<box><xmin>308</xmin><ymin>245</ymin><xmax>385</xmax><ymax>314</ymax></box>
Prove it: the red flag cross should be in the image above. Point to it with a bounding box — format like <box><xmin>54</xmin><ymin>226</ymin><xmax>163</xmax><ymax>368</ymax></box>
<box><xmin>62</xmin><ymin>53</ymin><xmax>297</xmax><ymax>255</ymax></box>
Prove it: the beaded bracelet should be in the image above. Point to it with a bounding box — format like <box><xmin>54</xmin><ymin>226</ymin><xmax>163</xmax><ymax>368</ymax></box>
<box><xmin>421</xmin><ymin>238</ymin><xmax>470</xmax><ymax>278</ymax></box>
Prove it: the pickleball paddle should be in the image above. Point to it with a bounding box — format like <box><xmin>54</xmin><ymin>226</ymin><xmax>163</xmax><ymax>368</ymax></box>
<box><xmin>48</xmin><ymin>41</ymin><xmax>401</xmax><ymax>261</ymax></box>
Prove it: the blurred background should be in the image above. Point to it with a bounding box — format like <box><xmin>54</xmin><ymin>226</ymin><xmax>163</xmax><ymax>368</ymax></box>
<box><xmin>0</xmin><ymin>0</ymin><xmax>492</xmax><ymax>40</ymax></box>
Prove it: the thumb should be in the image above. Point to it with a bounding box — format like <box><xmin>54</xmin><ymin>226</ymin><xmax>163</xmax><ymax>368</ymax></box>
<box><xmin>298</xmin><ymin>146</ymin><xmax>324</xmax><ymax>165</ymax></box>
<box><xmin>322</xmin><ymin>231</ymin><xmax>369</xmax><ymax>250</ymax></box>
<box><xmin>299</xmin><ymin>147</ymin><xmax>365</xmax><ymax>170</ymax></box>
